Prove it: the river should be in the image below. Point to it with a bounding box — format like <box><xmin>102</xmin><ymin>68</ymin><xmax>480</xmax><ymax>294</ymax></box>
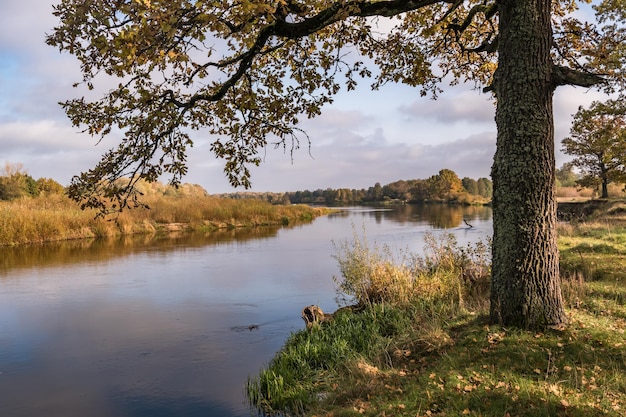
<box><xmin>0</xmin><ymin>204</ymin><xmax>491</xmax><ymax>417</ymax></box>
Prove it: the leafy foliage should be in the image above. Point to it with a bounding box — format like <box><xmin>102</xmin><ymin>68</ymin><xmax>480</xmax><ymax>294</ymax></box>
<box><xmin>0</xmin><ymin>162</ymin><xmax>65</xmax><ymax>201</ymax></box>
<box><xmin>285</xmin><ymin>169</ymin><xmax>492</xmax><ymax>205</ymax></box>
<box><xmin>47</xmin><ymin>0</ymin><xmax>626</xmax><ymax>328</ymax></box>
<box><xmin>46</xmin><ymin>0</ymin><xmax>622</xmax><ymax>212</ymax></box>
<box><xmin>561</xmin><ymin>99</ymin><xmax>626</xmax><ymax>198</ymax></box>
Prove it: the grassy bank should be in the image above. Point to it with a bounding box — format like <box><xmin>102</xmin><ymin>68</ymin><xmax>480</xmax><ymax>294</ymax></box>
<box><xmin>247</xmin><ymin>204</ymin><xmax>626</xmax><ymax>417</ymax></box>
<box><xmin>0</xmin><ymin>194</ymin><xmax>330</xmax><ymax>246</ymax></box>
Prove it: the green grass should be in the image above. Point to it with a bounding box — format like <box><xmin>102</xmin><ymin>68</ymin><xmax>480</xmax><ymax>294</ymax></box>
<box><xmin>247</xmin><ymin>216</ymin><xmax>626</xmax><ymax>417</ymax></box>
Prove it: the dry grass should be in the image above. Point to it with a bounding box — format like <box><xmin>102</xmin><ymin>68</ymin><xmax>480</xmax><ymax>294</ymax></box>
<box><xmin>556</xmin><ymin>184</ymin><xmax>626</xmax><ymax>201</ymax></box>
<box><xmin>248</xmin><ymin>231</ymin><xmax>493</xmax><ymax>416</ymax></box>
<box><xmin>0</xmin><ymin>194</ymin><xmax>328</xmax><ymax>246</ymax></box>
<box><xmin>332</xmin><ymin>229</ymin><xmax>490</xmax><ymax>308</ymax></box>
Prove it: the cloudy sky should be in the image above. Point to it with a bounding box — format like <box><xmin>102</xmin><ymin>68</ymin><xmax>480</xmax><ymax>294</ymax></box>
<box><xmin>0</xmin><ymin>1</ymin><xmax>610</xmax><ymax>194</ymax></box>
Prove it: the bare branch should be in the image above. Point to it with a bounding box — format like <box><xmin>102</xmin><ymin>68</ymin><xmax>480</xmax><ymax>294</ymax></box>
<box><xmin>447</xmin><ymin>2</ymin><xmax>498</xmax><ymax>36</ymax></box>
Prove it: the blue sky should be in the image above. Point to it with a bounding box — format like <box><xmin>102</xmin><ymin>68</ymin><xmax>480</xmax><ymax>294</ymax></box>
<box><xmin>0</xmin><ymin>1</ymin><xmax>610</xmax><ymax>193</ymax></box>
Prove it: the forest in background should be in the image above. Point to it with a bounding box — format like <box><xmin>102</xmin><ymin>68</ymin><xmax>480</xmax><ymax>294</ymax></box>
<box><xmin>0</xmin><ymin>164</ymin><xmax>491</xmax><ymax>205</ymax></box>
<box><xmin>217</xmin><ymin>169</ymin><xmax>491</xmax><ymax>206</ymax></box>
<box><xmin>284</xmin><ymin>169</ymin><xmax>492</xmax><ymax>205</ymax></box>
<box><xmin>2</xmin><ymin>162</ymin><xmax>623</xmax><ymax>207</ymax></box>
<box><xmin>223</xmin><ymin>164</ymin><xmax>626</xmax><ymax>206</ymax></box>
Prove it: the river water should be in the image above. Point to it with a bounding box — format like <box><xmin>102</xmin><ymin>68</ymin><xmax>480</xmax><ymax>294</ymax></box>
<box><xmin>0</xmin><ymin>204</ymin><xmax>491</xmax><ymax>417</ymax></box>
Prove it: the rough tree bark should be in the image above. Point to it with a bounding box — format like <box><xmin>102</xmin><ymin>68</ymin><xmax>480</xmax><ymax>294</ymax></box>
<box><xmin>601</xmin><ymin>163</ymin><xmax>609</xmax><ymax>198</ymax></box>
<box><xmin>490</xmin><ymin>0</ymin><xmax>568</xmax><ymax>328</ymax></box>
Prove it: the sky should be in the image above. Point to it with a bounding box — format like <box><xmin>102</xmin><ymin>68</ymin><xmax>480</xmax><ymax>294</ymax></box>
<box><xmin>0</xmin><ymin>1</ymin><xmax>611</xmax><ymax>194</ymax></box>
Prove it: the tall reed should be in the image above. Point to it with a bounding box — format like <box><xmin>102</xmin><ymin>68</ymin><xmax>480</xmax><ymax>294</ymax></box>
<box><xmin>0</xmin><ymin>194</ymin><xmax>327</xmax><ymax>246</ymax></box>
<box><xmin>332</xmin><ymin>228</ymin><xmax>491</xmax><ymax>309</ymax></box>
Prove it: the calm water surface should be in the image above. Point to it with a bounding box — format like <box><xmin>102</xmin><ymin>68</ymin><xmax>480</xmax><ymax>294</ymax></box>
<box><xmin>0</xmin><ymin>205</ymin><xmax>491</xmax><ymax>417</ymax></box>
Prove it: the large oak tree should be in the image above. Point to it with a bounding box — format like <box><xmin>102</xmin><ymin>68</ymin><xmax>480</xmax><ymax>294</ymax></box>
<box><xmin>47</xmin><ymin>0</ymin><xmax>624</xmax><ymax>328</ymax></box>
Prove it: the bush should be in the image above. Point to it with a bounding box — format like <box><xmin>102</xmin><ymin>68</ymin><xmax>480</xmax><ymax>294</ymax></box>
<box><xmin>332</xmin><ymin>228</ymin><xmax>491</xmax><ymax>308</ymax></box>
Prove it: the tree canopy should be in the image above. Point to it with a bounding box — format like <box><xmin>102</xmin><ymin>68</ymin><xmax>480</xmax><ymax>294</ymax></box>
<box><xmin>47</xmin><ymin>0</ymin><xmax>621</xmax><ymax>210</ymax></box>
<box><xmin>0</xmin><ymin>162</ymin><xmax>65</xmax><ymax>201</ymax></box>
<box><xmin>562</xmin><ymin>99</ymin><xmax>626</xmax><ymax>198</ymax></box>
<box><xmin>47</xmin><ymin>0</ymin><xmax>625</xmax><ymax>328</ymax></box>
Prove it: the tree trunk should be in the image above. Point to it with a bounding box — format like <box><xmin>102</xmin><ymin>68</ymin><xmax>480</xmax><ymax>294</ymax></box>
<box><xmin>490</xmin><ymin>0</ymin><xmax>567</xmax><ymax>328</ymax></box>
<box><xmin>601</xmin><ymin>165</ymin><xmax>609</xmax><ymax>198</ymax></box>
<box><xmin>601</xmin><ymin>180</ymin><xmax>609</xmax><ymax>199</ymax></box>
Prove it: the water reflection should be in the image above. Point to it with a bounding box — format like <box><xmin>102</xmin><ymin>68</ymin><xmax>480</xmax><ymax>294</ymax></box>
<box><xmin>337</xmin><ymin>204</ymin><xmax>492</xmax><ymax>228</ymax></box>
<box><xmin>0</xmin><ymin>226</ymin><xmax>282</xmax><ymax>274</ymax></box>
<box><xmin>0</xmin><ymin>205</ymin><xmax>491</xmax><ymax>417</ymax></box>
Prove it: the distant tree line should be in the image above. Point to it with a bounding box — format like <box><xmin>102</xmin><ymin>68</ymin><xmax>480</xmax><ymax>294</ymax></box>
<box><xmin>216</xmin><ymin>191</ymin><xmax>291</xmax><ymax>205</ymax></box>
<box><xmin>285</xmin><ymin>169</ymin><xmax>492</xmax><ymax>206</ymax></box>
<box><xmin>1</xmin><ymin>162</ymin><xmax>494</xmax><ymax>207</ymax></box>
<box><xmin>555</xmin><ymin>163</ymin><xmax>581</xmax><ymax>188</ymax></box>
<box><xmin>0</xmin><ymin>162</ymin><xmax>213</xmax><ymax>203</ymax></box>
<box><xmin>0</xmin><ymin>163</ymin><xmax>65</xmax><ymax>201</ymax></box>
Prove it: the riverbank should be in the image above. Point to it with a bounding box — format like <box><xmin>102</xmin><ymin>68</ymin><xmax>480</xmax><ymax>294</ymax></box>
<box><xmin>0</xmin><ymin>194</ymin><xmax>332</xmax><ymax>246</ymax></box>
<box><xmin>248</xmin><ymin>200</ymin><xmax>626</xmax><ymax>417</ymax></box>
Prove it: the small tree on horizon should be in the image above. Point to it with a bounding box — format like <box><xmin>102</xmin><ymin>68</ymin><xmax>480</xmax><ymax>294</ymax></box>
<box><xmin>428</xmin><ymin>168</ymin><xmax>464</xmax><ymax>200</ymax></box>
<box><xmin>562</xmin><ymin>100</ymin><xmax>626</xmax><ymax>199</ymax></box>
<box><xmin>462</xmin><ymin>177</ymin><xmax>479</xmax><ymax>195</ymax></box>
<box><xmin>0</xmin><ymin>162</ymin><xmax>32</xmax><ymax>200</ymax></box>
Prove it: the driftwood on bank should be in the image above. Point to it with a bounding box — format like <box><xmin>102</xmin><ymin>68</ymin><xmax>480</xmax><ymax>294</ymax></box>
<box><xmin>301</xmin><ymin>305</ymin><xmax>333</xmax><ymax>329</ymax></box>
<box><xmin>301</xmin><ymin>304</ymin><xmax>363</xmax><ymax>330</ymax></box>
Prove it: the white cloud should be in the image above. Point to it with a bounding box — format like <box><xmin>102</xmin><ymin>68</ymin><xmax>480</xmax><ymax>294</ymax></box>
<box><xmin>0</xmin><ymin>119</ymin><xmax>98</xmax><ymax>152</ymax></box>
<box><xmin>187</xmin><ymin>128</ymin><xmax>497</xmax><ymax>193</ymax></box>
<box><xmin>0</xmin><ymin>2</ymin><xmax>56</xmax><ymax>52</ymax></box>
<box><xmin>554</xmin><ymin>86</ymin><xmax>608</xmax><ymax>140</ymax></box>
<box><xmin>400</xmin><ymin>90</ymin><xmax>495</xmax><ymax>125</ymax></box>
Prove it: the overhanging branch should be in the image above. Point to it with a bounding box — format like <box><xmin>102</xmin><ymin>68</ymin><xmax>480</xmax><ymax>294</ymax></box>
<box><xmin>175</xmin><ymin>0</ymin><xmax>451</xmax><ymax>109</ymax></box>
<box><xmin>273</xmin><ymin>0</ymin><xmax>447</xmax><ymax>38</ymax></box>
<box><xmin>552</xmin><ymin>65</ymin><xmax>606</xmax><ymax>88</ymax></box>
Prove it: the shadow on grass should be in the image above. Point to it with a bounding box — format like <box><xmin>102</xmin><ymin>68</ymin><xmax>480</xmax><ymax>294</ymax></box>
<box><xmin>314</xmin><ymin>313</ymin><xmax>625</xmax><ymax>417</ymax></box>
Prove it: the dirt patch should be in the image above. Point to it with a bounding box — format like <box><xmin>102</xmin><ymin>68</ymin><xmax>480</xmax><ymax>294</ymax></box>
<box><xmin>158</xmin><ymin>222</ymin><xmax>189</xmax><ymax>232</ymax></box>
